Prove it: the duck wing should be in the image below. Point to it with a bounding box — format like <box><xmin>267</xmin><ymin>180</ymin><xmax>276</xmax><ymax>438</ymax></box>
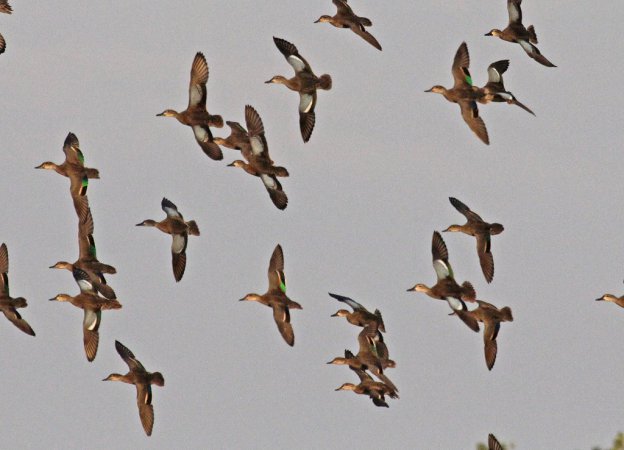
<box><xmin>192</xmin><ymin>124</ymin><xmax>224</xmax><ymax>160</ymax></box>
<box><xmin>0</xmin><ymin>33</ymin><xmax>4</xmax><ymax>54</ymax></box>
<box><xmin>62</xmin><ymin>132</ymin><xmax>85</xmax><ymax>166</ymax></box>
<box><xmin>245</xmin><ymin>105</ymin><xmax>271</xmax><ymax>160</ymax></box>
<box><xmin>260</xmin><ymin>174</ymin><xmax>288</xmax><ymax>210</ymax></box>
<box><xmin>449</xmin><ymin>197</ymin><xmax>485</xmax><ymax>223</ymax></box>
<box><xmin>69</xmin><ymin>172</ymin><xmax>90</xmax><ymax>222</ymax></box>
<box><xmin>83</xmin><ymin>308</ymin><xmax>101</xmax><ymax>362</ymax></box>
<box><xmin>0</xmin><ymin>0</ymin><xmax>12</xmax><ymax>14</ymax></box>
<box><xmin>273</xmin><ymin>37</ymin><xmax>313</xmax><ymax>75</ymax></box>
<box><xmin>333</xmin><ymin>0</ymin><xmax>354</xmax><ymax>15</ymax></box>
<box><xmin>299</xmin><ymin>91</ymin><xmax>316</xmax><ymax>143</ymax></box>
<box><xmin>188</xmin><ymin>52</ymin><xmax>209</xmax><ymax>109</ymax></box>
<box><xmin>349</xmin><ymin>23</ymin><xmax>382</xmax><ymax>51</ymax></box>
<box><xmin>136</xmin><ymin>383</ymin><xmax>155</xmax><ymax>436</ymax></box>
<box><xmin>483</xmin><ymin>320</ymin><xmax>500</xmax><ymax>370</ymax></box>
<box><xmin>431</xmin><ymin>231</ymin><xmax>454</xmax><ymax>280</ymax></box>
<box><xmin>452</xmin><ymin>42</ymin><xmax>473</xmax><ymax>90</ymax></box>
<box><xmin>2</xmin><ymin>307</ymin><xmax>35</xmax><ymax>336</ymax></box>
<box><xmin>454</xmin><ymin>308</ymin><xmax>480</xmax><ymax>332</ymax></box>
<box><xmin>476</xmin><ymin>233</ymin><xmax>495</xmax><ymax>283</ymax></box>
<box><xmin>0</xmin><ymin>243</ymin><xmax>8</xmax><ymax>295</ymax></box>
<box><xmin>489</xmin><ymin>433</ymin><xmax>504</xmax><ymax>450</ymax></box>
<box><xmin>267</xmin><ymin>244</ymin><xmax>286</xmax><ymax>294</ymax></box>
<box><xmin>328</xmin><ymin>292</ymin><xmax>366</xmax><ymax>312</ymax></box>
<box><xmin>484</xmin><ymin>60</ymin><xmax>509</xmax><ymax>92</ymax></box>
<box><xmin>272</xmin><ymin>302</ymin><xmax>294</xmax><ymax>346</ymax></box>
<box><xmin>518</xmin><ymin>40</ymin><xmax>556</xmax><ymax>67</ymax></box>
<box><xmin>115</xmin><ymin>340</ymin><xmax>147</xmax><ymax>371</ymax></box>
<box><xmin>507</xmin><ymin>0</ymin><xmax>522</xmax><ymax>25</ymax></box>
<box><xmin>459</xmin><ymin>100</ymin><xmax>489</xmax><ymax>145</ymax></box>
<box><xmin>171</xmin><ymin>234</ymin><xmax>188</xmax><ymax>282</ymax></box>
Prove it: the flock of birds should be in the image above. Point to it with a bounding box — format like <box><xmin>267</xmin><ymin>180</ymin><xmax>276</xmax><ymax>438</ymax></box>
<box><xmin>2</xmin><ymin>0</ymin><xmax>605</xmax><ymax>446</ymax></box>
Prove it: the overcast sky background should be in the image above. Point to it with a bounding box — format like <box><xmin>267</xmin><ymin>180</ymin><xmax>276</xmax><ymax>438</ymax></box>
<box><xmin>1</xmin><ymin>1</ymin><xmax>623</xmax><ymax>449</ymax></box>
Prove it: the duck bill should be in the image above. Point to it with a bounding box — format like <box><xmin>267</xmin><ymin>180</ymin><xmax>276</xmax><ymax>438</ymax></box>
<box><xmin>406</xmin><ymin>286</ymin><xmax>416</xmax><ymax>292</ymax></box>
<box><xmin>595</xmin><ymin>298</ymin><xmax>604</xmax><ymax>301</ymax></box>
<box><xmin>484</xmin><ymin>32</ymin><xmax>493</xmax><ymax>36</ymax></box>
<box><xmin>424</xmin><ymin>88</ymin><xmax>433</xmax><ymax>93</ymax></box>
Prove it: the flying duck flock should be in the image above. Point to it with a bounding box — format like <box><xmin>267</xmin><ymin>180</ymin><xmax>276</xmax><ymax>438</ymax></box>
<box><xmin>3</xmin><ymin>0</ymin><xmax>621</xmax><ymax>447</ymax></box>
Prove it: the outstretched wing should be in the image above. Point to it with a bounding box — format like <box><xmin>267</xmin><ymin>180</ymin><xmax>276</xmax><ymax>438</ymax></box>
<box><xmin>452</xmin><ymin>42</ymin><xmax>472</xmax><ymax>89</ymax></box>
<box><xmin>458</xmin><ymin>100</ymin><xmax>489</xmax><ymax>145</ymax></box>
<box><xmin>328</xmin><ymin>292</ymin><xmax>366</xmax><ymax>311</ymax></box>
<box><xmin>267</xmin><ymin>245</ymin><xmax>286</xmax><ymax>294</ymax></box>
<box><xmin>507</xmin><ymin>0</ymin><xmax>522</xmax><ymax>25</ymax></box>
<box><xmin>272</xmin><ymin>303</ymin><xmax>294</xmax><ymax>346</ymax></box>
<box><xmin>136</xmin><ymin>383</ymin><xmax>155</xmax><ymax>436</ymax></box>
<box><xmin>449</xmin><ymin>197</ymin><xmax>484</xmax><ymax>223</ymax></box>
<box><xmin>188</xmin><ymin>52</ymin><xmax>209</xmax><ymax>109</ymax></box>
<box><xmin>273</xmin><ymin>37</ymin><xmax>313</xmax><ymax>74</ymax></box>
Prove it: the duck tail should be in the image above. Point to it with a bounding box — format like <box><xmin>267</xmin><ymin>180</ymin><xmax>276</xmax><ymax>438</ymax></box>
<box><xmin>208</xmin><ymin>114</ymin><xmax>224</xmax><ymax>128</ymax></box>
<box><xmin>318</xmin><ymin>74</ymin><xmax>332</xmax><ymax>90</ymax></box>
<box><xmin>105</xmin><ymin>299</ymin><xmax>123</xmax><ymax>310</ymax></box>
<box><xmin>490</xmin><ymin>223</ymin><xmax>504</xmax><ymax>235</ymax></box>
<box><xmin>273</xmin><ymin>166</ymin><xmax>289</xmax><ymax>177</ymax></box>
<box><xmin>461</xmin><ymin>281</ymin><xmax>476</xmax><ymax>301</ymax></box>
<box><xmin>187</xmin><ymin>220</ymin><xmax>200</xmax><ymax>236</ymax></box>
<box><xmin>85</xmin><ymin>168</ymin><xmax>100</xmax><ymax>179</ymax></box>
<box><xmin>527</xmin><ymin>25</ymin><xmax>538</xmax><ymax>44</ymax></box>
<box><xmin>500</xmin><ymin>306</ymin><xmax>513</xmax><ymax>322</ymax></box>
<box><xmin>12</xmin><ymin>297</ymin><xmax>27</xmax><ymax>308</ymax></box>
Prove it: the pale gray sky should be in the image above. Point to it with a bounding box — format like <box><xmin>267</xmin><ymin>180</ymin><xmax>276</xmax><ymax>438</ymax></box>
<box><xmin>1</xmin><ymin>1</ymin><xmax>623</xmax><ymax>449</ymax></box>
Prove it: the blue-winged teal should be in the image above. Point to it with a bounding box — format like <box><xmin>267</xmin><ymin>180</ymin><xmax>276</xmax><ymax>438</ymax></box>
<box><xmin>596</xmin><ymin>294</ymin><xmax>624</xmax><ymax>308</ymax></box>
<box><xmin>227</xmin><ymin>105</ymin><xmax>289</xmax><ymax>210</ymax></box>
<box><xmin>50</xmin><ymin>208</ymin><xmax>117</xmax><ymax>299</ymax></box>
<box><xmin>425</xmin><ymin>42</ymin><xmax>489</xmax><ymax>145</ymax></box>
<box><xmin>335</xmin><ymin>367</ymin><xmax>398</xmax><ymax>408</ymax></box>
<box><xmin>157</xmin><ymin>52</ymin><xmax>224</xmax><ymax>160</ymax></box>
<box><xmin>329</xmin><ymin>292</ymin><xmax>385</xmax><ymax>332</ymax></box>
<box><xmin>485</xmin><ymin>0</ymin><xmax>556</xmax><ymax>67</ymax></box>
<box><xmin>136</xmin><ymin>198</ymin><xmax>200</xmax><ymax>282</ymax></box>
<box><xmin>479</xmin><ymin>60</ymin><xmax>535</xmax><ymax>115</ymax></box>
<box><xmin>103</xmin><ymin>341</ymin><xmax>164</xmax><ymax>436</ymax></box>
<box><xmin>0</xmin><ymin>243</ymin><xmax>35</xmax><ymax>336</ymax></box>
<box><xmin>239</xmin><ymin>244</ymin><xmax>302</xmax><ymax>346</ymax></box>
<box><xmin>35</xmin><ymin>132</ymin><xmax>99</xmax><ymax>222</ymax></box>
<box><xmin>407</xmin><ymin>231</ymin><xmax>479</xmax><ymax>331</ymax></box>
<box><xmin>443</xmin><ymin>197</ymin><xmax>504</xmax><ymax>284</ymax></box>
<box><xmin>266</xmin><ymin>37</ymin><xmax>332</xmax><ymax>143</ymax></box>
<box><xmin>461</xmin><ymin>300</ymin><xmax>513</xmax><ymax>370</ymax></box>
<box><xmin>49</xmin><ymin>269</ymin><xmax>122</xmax><ymax>361</ymax></box>
<box><xmin>315</xmin><ymin>0</ymin><xmax>382</xmax><ymax>51</ymax></box>
<box><xmin>489</xmin><ymin>434</ymin><xmax>503</xmax><ymax>450</ymax></box>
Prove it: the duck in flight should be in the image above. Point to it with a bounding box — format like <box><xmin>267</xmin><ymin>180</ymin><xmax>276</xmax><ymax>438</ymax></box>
<box><xmin>485</xmin><ymin>0</ymin><xmax>556</xmax><ymax>67</ymax></box>
<box><xmin>266</xmin><ymin>37</ymin><xmax>332</xmax><ymax>143</ymax></box>
<box><xmin>425</xmin><ymin>42</ymin><xmax>489</xmax><ymax>145</ymax></box>
<box><xmin>315</xmin><ymin>0</ymin><xmax>382</xmax><ymax>51</ymax></box>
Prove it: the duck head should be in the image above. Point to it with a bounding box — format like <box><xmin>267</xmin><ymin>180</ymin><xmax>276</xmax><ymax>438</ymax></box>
<box><xmin>425</xmin><ymin>85</ymin><xmax>446</xmax><ymax>94</ymax></box>
<box><xmin>406</xmin><ymin>283</ymin><xmax>429</xmax><ymax>293</ymax></box>
<box><xmin>314</xmin><ymin>15</ymin><xmax>333</xmax><ymax>24</ymax></box>
<box><xmin>443</xmin><ymin>225</ymin><xmax>463</xmax><ymax>232</ymax></box>
<box><xmin>156</xmin><ymin>109</ymin><xmax>178</xmax><ymax>118</ymax></box>
<box><xmin>136</xmin><ymin>219</ymin><xmax>158</xmax><ymax>227</ymax></box>
<box><xmin>335</xmin><ymin>383</ymin><xmax>357</xmax><ymax>392</ymax></box>
<box><xmin>330</xmin><ymin>309</ymin><xmax>350</xmax><ymax>318</ymax></box>
<box><xmin>265</xmin><ymin>75</ymin><xmax>287</xmax><ymax>84</ymax></box>
<box><xmin>49</xmin><ymin>261</ymin><xmax>73</xmax><ymax>270</ymax></box>
<box><xmin>49</xmin><ymin>294</ymin><xmax>72</xmax><ymax>302</ymax></box>
<box><xmin>239</xmin><ymin>293</ymin><xmax>262</xmax><ymax>302</ymax></box>
<box><xmin>485</xmin><ymin>29</ymin><xmax>502</xmax><ymax>37</ymax></box>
